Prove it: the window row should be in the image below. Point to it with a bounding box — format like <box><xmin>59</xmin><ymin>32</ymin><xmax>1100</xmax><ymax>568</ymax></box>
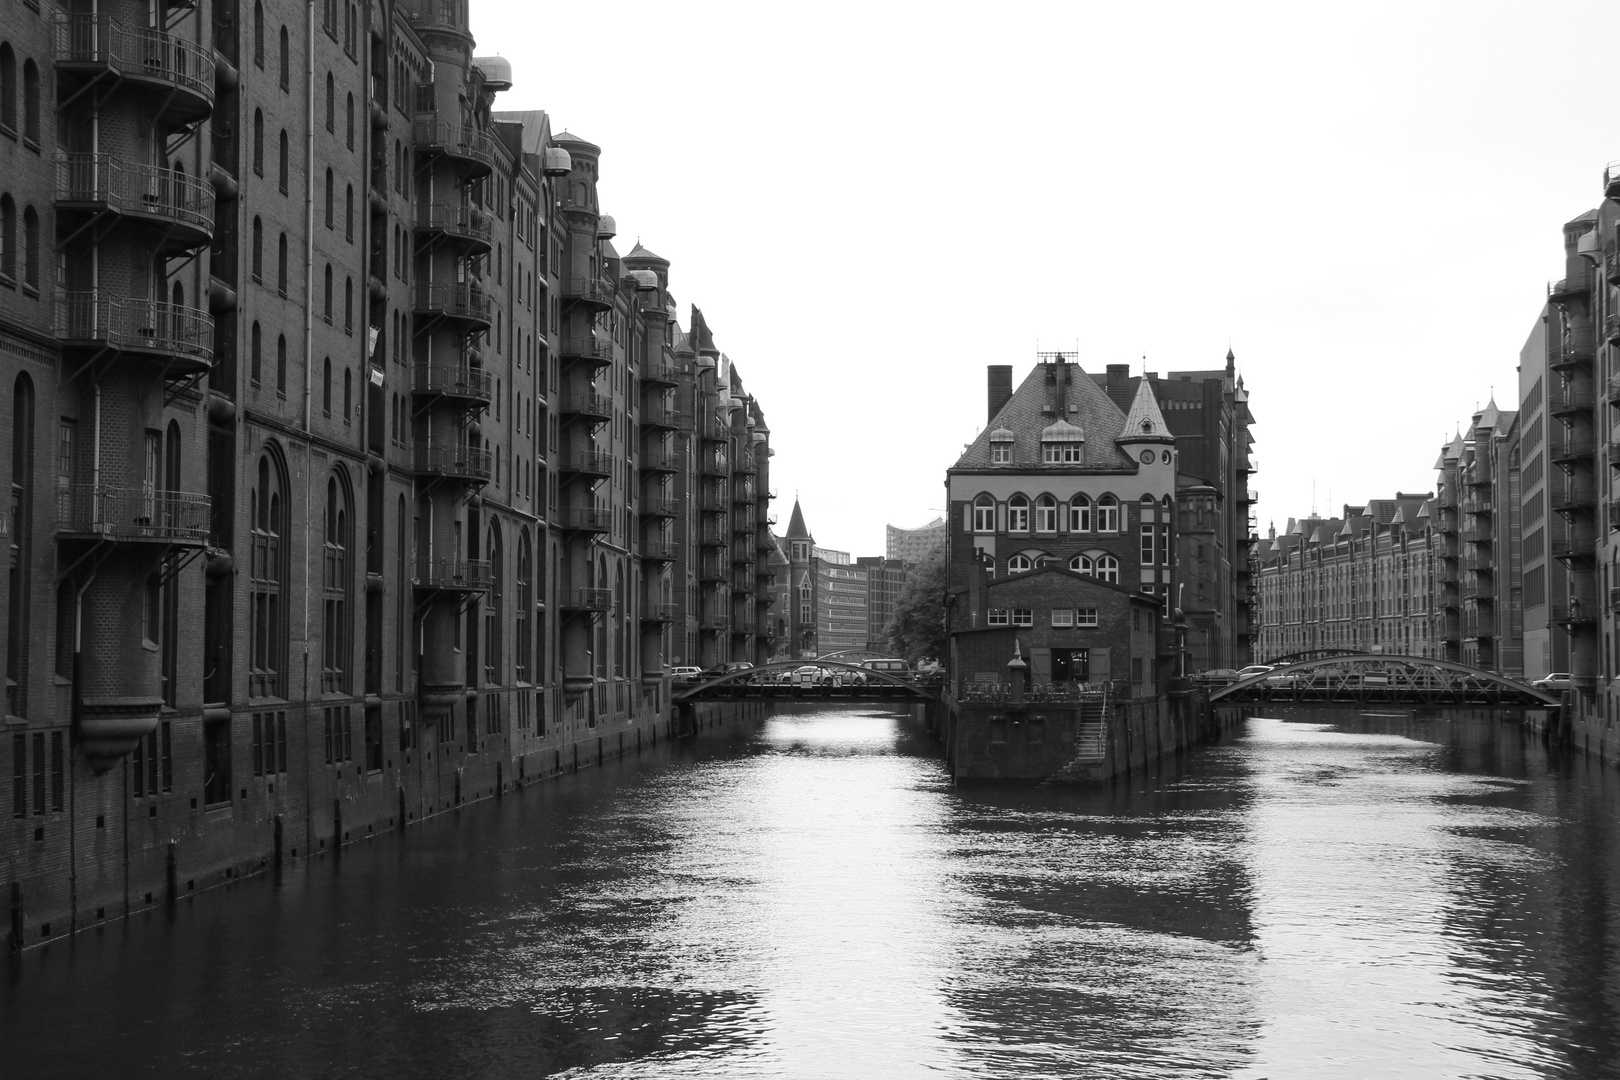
<box><xmin>0</xmin><ymin>194</ymin><xmax>41</xmax><ymax>291</ymax></box>
<box><xmin>986</xmin><ymin>607</ymin><xmax>1100</xmax><ymax>628</ymax></box>
<box><xmin>971</xmin><ymin>492</ymin><xmax>1175</xmax><ymax>535</ymax></box>
<box><xmin>1002</xmin><ymin>552</ymin><xmax>1121</xmax><ymax>581</ymax></box>
<box><xmin>0</xmin><ymin>42</ymin><xmax>41</xmax><ymax>145</ymax></box>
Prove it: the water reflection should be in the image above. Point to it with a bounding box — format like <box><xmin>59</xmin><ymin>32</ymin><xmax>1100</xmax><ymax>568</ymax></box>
<box><xmin>4</xmin><ymin>707</ymin><xmax>1620</xmax><ymax>1079</ymax></box>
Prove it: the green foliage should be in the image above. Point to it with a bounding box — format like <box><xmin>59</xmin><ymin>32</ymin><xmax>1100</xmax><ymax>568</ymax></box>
<box><xmin>886</xmin><ymin>543</ymin><xmax>947</xmax><ymax>663</ymax></box>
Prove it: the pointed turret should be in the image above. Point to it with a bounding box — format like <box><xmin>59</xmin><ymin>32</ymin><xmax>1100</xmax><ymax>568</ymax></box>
<box><xmin>1117</xmin><ymin>379</ymin><xmax>1174</xmax><ymax>447</ymax></box>
<box><xmin>785</xmin><ymin>499</ymin><xmax>812</xmax><ymax>543</ymax></box>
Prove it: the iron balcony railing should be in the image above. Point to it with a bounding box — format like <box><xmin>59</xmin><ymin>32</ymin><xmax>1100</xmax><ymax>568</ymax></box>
<box><xmin>561</xmin><ymin>587</ymin><xmax>612</xmax><ymax>612</ymax></box>
<box><xmin>415</xmin><ymin>555</ymin><xmax>491</xmax><ymax>591</ymax></box>
<box><xmin>561</xmin><ymin>392</ymin><xmax>613</xmax><ymax>421</ymax></box>
<box><xmin>414</xmin><ymin>444</ymin><xmax>493</xmax><ymax>481</ymax></box>
<box><xmin>699</xmin><ymin>614</ymin><xmax>730</xmax><ymax>631</ymax></box>
<box><xmin>56</xmin><ymin>154</ymin><xmax>215</xmax><ymax>237</ymax></box>
<box><xmin>56</xmin><ymin>291</ymin><xmax>214</xmax><ymax>366</ymax></box>
<box><xmin>54</xmin><ymin>15</ymin><xmax>215</xmax><ymax>109</ymax></box>
<box><xmin>560</xmin><ymin>276</ymin><xmax>616</xmax><ymax>306</ymax></box>
<box><xmin>411</xmin><ymin>118</ymin><xmax>496</xmax><ymax>172</ymax></box>
<box><xmin>1551</xmin><ymin>437</ymin><xmax>1596</xmax><ymax>462</ymax></box>
<box><xmin>1551</xmin><ymin>386</ymin><xmax>1595</xmax><ymax>415</ymax></box>
<box><xmin>56</xmin><ymin>484</ymin><xmax>209</xmax><ymax>543</ymax></box>
<box><xmin>1549</xmin><ymin>334</ymin><xmax>1595</xmax><ymax>368</ymax></box>
<box><xmin>560</xmin><ymin>333</ymin><xmax>614</xmax><ymax>363</ymax></box>
<box><xmin>643</xmin><ymin>497</ymin><xmax>678</xmax><ymax>517</ymax></box>
<box><xmin>559</xmin><ymin>449</ymin><xmax>613</xmax><ymax>476</ymax></box>
<box><xmin>642</xmin><ymin>363</ymin><xmax>682</xmax><ymax>385</ymax></box>
<box><xmin>558</xmin><ymin>506</ymin><xmax>611</xmax><ymax>531</ymax></box>
<box><xmin>1606</xmin><ymin>313</ymin><xmax>1620</xmax><ymax>345</ymax></box>
<box><xmin>642</xmin><ymin>404</ymin><xmax>681</xmax><ymax>428</ymax></box>
<box><xmin>416</xmin><ymin>201</ymin><xmax>493</xmax><ymax>247</ymax></box>
<box><xmin>1461</xmin><ymin>528</ymin><xmax>1492</xmax><ymax>544</ymax></box>
<box><xmin>1549</xmin><ymin>273</ymin><xmax>1594</xmax><ymax>302</ymax></box>
<box><xmin>641</xmin><ymin>602</ymin><xmax>677</xmax><ymax>622</ymax></box>
<box><xmin>641</xmin><ymin>451</ymin><xmax>678</xmax><ymax>472</ymax></box>
<box><xmin>1607</xmin><ymin>160</ymin><xmax>1620</xmax><ymax>200</ymax></box>
<box><xmin>700</xmin><ymin>458</ymin><xmax>729</xmax><ymax>476</ymax></box>
<box><xmin>640</xmin><ymin>540</ymin><xmax>677</xmax><ymax>561</ymax></box>
<box><xmin>414</xmin><ymin>283</ymin><xmax>494</xmax><ymax>324</ymax></box>
<box><xmin>1551</xmin><ymin>535</ymin><xmax>1597</xmax><ymax>561</ymax></box>
<box><xmin>1552</xmin><ymin>484</ymin><xmax>1597</xmax><ymax>512</ymax></box>
<box><xmin>1607</xmin><ymin>251</ymin><xmax>1620</xmax><ymax>285</ymax></box>
<box><xmin>1553</xmin><ymin>602</ymin><xmax>1599</xmax><ymax>626</ymax></box>
<box><xmin>412</xmin><ymin>362</ymin><xmax>492</xmax><ymax>403</ymax></box>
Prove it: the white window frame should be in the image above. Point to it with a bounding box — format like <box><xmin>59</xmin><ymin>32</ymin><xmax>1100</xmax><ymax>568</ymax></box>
<box><xmin>1096</xmin><ymin>554</ymin><xmax>1119</xmax><ymax>583</ymax></box>
<box><xmin>1077</xmin><ymin>608</ymin><xmax>1099</xmax><ymax>627</ymax></box>
<box><xmin>1011</xmin><ymin>609</ymin><xmax>1034</xmax><ymax>627</ymax></box>
<box><xmin>1007</xmin><ymin>496</ymin><xmax>1029</xmax><ymax>533</ymax></box>
<box><xmin>973</xmin><ymin>496</ymin><xmax>995</xmax><ymax>533</ymax></box>
<box><xmin>1008</xmin><ymin>554</ymin><xmax>1031</xmax><ymax>574</ymax></box>
<box><xmin>1035</xmin><ymin>495</ymin><xmax>1058</xmax><ymax>533</ymax></box>
<box><xmin>1051</xmin><ymin>608</ymin><xmax>1074</xmax><ymax>627</ymax></box>
<box><xmin>1096</xmin><ymin>496</ymin><xmax>1119</xmax><ymax>533</ymax></box>
<box><xmin>1069</xmin><ymin>554</ymin><xmax>1093</xmax><ymax>575</ymax></box>
<box><xmin>987</xmin><ymin>608</ymin><xmax>1009</xmax><ymax>626</ymax></box>
<box><xmin>1070</xmin><ymin>496</ymin><xmax>1091</xmax><ymax>532</ymax></box>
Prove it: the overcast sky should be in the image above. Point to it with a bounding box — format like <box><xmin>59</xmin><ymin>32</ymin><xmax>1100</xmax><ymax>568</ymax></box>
<box><xmin>474</xmin><ymin>0</ymin><xmax>1619</xmax><ymax>555</ymax></box>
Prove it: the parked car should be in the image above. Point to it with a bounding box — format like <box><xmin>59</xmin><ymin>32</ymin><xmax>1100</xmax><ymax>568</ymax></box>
<box><xmin>1192</xmin><ymin>668</ymin><xmax>1241</xmax><ymax>686</ymax></box>
<box><xmin>1236</xmin><ymin>665</ymin><xmax>1274</xmax><ymax>680</ymax></box>
<box><xmin>669</xmin><ymin>666</ymin><xmax>704</xmax><ymax>684</ymax></box>
<box><xmin>1533</xmin><ymin>672</ymin><xmax>1575</xmax><ymax>691</ymax></box>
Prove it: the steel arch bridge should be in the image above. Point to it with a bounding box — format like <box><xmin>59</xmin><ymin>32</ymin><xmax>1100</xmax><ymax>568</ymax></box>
<box><xmin>671</xmin><ymin>659</ymin><xmax>936</xmax><ymax>705</ymax></box>
<box><xmin>1208</xmin><ymin>654</ymin><xmax>1560</xmax><ymax>708</ymax></box>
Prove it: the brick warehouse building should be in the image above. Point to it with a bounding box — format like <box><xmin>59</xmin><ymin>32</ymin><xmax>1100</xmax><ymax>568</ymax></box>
<box><xmin>1</xmin><ymin>0</ymin><xmax>775</xmax><ymax>949</ymax></box>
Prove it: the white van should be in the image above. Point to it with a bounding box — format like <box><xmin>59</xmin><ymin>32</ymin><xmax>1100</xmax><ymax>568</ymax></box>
<box><xmin>860</xmin><ymin>658</ymin><xmax>911</xmax><ymax>681</ymax></box>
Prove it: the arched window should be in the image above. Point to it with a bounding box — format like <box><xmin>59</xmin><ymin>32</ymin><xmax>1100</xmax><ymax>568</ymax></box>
<box><xmin>484</xmin><ymin>524</ymin><xmax>503</xmax><ymax>685</ymax></box>
<box><xmin>1096</xmin><ymin>554</ymin><xmax>1119</xmax><ymax>583</ymax></box>
<box><xmin>253</xmin><ymin>2</ymin><xmax>265</xmax><ymax>66</ymax></box>
<box><xmin>346</xmin><ymin>93</ymin><xmax>354</xmax><ymax>149</ymax></box>
<box><xmin>322</xmin><ymin>357</ymin><xmax>332</xmax><ymax>416</ymax></box>
<box><xmin>7</xmin><ymin>373</ymin><xmax>35</xmax><ymax>717</ymax></box>
<box><xmin>1008</xmin><ymin>554</ymin><xmax>1031</xmax><ymax>574</ymax></box>
<box><xmin>325</xmin><ymin>72</ymin><xmax>335</xmax><ymax>131</ymax></box>
<box><xmin>1007</xmin><ymin>494</ymin><xmax>1030</xmax><ymax>533</ymax></box>
<box><xmin>251</xmin><ymin>216</ymin><xmax>263</xmax><ymax>280</ymax></box>
<box><xmin>277</xmin><ymin>232</ymin><xmax>288</xmax><ymax>294</ymax></box>
<box><xmin>323</xmin><ymin>264</ymin><xmax>333</xmax><ymax>321</ymax></box>
<box><xmin>278</xmin><ymin>129</ymin><xmax>289</xmax><ymax>193</ymax></box>
<box><xmin>250</xmin><ymin>451</ymin><xmax>287</xmax><ymax>698</ymax></box>
<box><xmin>345</xmin><ymin>184</ymin><xmax>354</xmax><ymax>241</ymax></box>
<box><xmin>253</xmin><ymin>110</ymin><xmax>264</xmax><ymax>175</ymax></box>
<box><xmin>972</xmin><ymin>494</ymin><xmax>995</xmax><ymax>533</ymax></box>
<box><xmin>279</xmin><ymin>26</ymin><xmax>290</xmax><ymax>89</ymax></box>
<box><xmin>342</xmin><ymin>368</ymin><xmax>352</xmax><ymax>423</ymax></box>
<box><xmin>324</xmin><ymin>169</ymin><xmax>334</xmax><ymax>227</ymax></box>
<box><xmin>22</xmin><ymin>59</ymin><xmax>38</xmax><ymax>143</ymax></box>
<box><xmin>250</xmin><ymin>322</ymin><xmax>262</xmax><ymax>384</ymax></box>
<box><xmin>514</xmin><ymin>531</ymin><xmax>531</xmax><ymax>685</ymax></box>
<box><xmin>1035</xmin><ymin>494</ymin><xmax>1057</xmax><ymax>533</ymax></box>
<box><xmin>1070</xmin><ymin>494</ymin><xmax>1092</xmax><ymax>532</ymax></box>
<box><xmin>0</xmin><ymin>195</ymin><xmax>13</xmax><ymax>280</ymax></box>
<box><xmin>21</xmin><ymin>206</ymin><xmax>37</xmax><ymax>289</ymax></box>
<box><xmin>276</xmin><ymin>334</ymin><xmax>287</xmax><ymax>394</ymax></box>
<box><xmin>1069</xmin><ymin>554</ymin><xmax>1093</xmax><ymax>575</ymax></box>
<box><xmin>344</xmin><ymin>277</ymin><xmax>353</xmax><ymax>331</ymax></box>
<box><xmin>320</xmin><ymin>474</ymin><xmax>351</xmax><ymax>693</ymax></box>
<box><xmin>1096</xmin><ymin>495</ymin><xmax>1120</xmax><ymax>533</ymax></box>
<box><xmin>0</xmin><ymin>44</ymin><xmax>14</xmax><ymax>132</ymax></box>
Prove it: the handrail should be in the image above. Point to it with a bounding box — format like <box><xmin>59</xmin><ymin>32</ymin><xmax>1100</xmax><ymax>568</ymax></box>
<box><xmin>56</xmin><ymin>484</ymin><xmax>209</xmax><ymax>542</ymax></box>
<box><xmin>415</xmin><ymin>283</ymin><xmax>493</xmax><ymax>323</ymax></box>
<box><xmin>54</xmin><ymin>14</ymin><xmax>215</xmax><ymax>103</ymax></box>
<box><xmin>57</xmin><ymin>154</ymin><xmax>215</xmax><ymax>233</ymax></box>
<box><xmin>415</xmin><ymin>555</ymin><xmax>491</xmax><ymax>589</ymax></box>
<box><xmin>416</xmin><ymin>201</ymin><xmax>493</xmax><ymax>243</ymax></box>
<box><xmin>411</xmin><ymin>118</ymin><xmax>496</xmax><ymax>169</ymax></box>
<box><xmin>56</xmin><ymin>291</ymin><xmax>214</xmax><ymax>363</ymax></box>
<box><xmin>413</xmin><ymin>361</ymin><xmax>492</xmax><ymax>399</ymax></box>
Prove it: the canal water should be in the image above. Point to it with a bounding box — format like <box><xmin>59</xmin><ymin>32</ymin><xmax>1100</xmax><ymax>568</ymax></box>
<box><xmin>5</xmin><ymin>706</ymin><xmax>1620</xmax><ymax>1079</ymax></box>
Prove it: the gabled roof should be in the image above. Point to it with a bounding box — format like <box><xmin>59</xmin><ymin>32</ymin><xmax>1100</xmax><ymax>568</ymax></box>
<box><xmin>625</xmin><ymin>241</ymin><xmax>667</xmax><ymax>265</ymax></box>
<box><xmin>953</xmin><ymin>362</ymin><xmax>1134</xmax><ymax>470</ymax></box>
<box><xmin>1118</xmin><ymin>380</ymin><xmax>1173</xmax><ymax>444</ymax></box>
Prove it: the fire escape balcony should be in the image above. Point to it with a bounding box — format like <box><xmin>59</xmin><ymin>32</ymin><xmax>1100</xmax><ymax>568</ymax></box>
<box><xmin>1549</xmin><ymin>334</ymin><xmax>1595</xmax><ymax>371</ymax></box>
<box><xmin>56</xmin><ymin>155</ymin><xmax>215</xmax><ymax>252</ymax></box>
<box><xmin>1608</xmin><ymin>160</ymin><xmax>1620</xmax><ymax>201</ymax></box>
<box><xmin>1553</xmin><ymin>602</ymin><xmax>1599</xmax><ymax>628</ymax></box>
<box><xmin>699</xmin><ymin>611</ymin><xmax>731</xmax><ymax>632</ymax></box>
<box><xmin>1549</xmin><ymin>273</ymin><xmax>1594</xmax><ymax>304</ymax></box>
<box><xmin>1550</xmin><ymin>386</ymin><xmax>1595</xmax><ymax>419</ymax></box>
<box><xmin>642</xmin><ymin>363</ymin><xmax>682</xmax><ymax>387</ymax></box>
<box><xmin>1461</xmin><ymin>528</ymin><xmax>1493</xmax><ymax>544</ymax></box>
<box><xmin>557</xmin><ymin>449</ymin><xmax>613</xmax><ymax>479</ymax></box>
<box><xmin>56</xmin><ymin>291</ymin><xmax>214</xmax><ymax>374</ymax></box>
<box><xmin>1552</xmin><ymin>483</ymin><xmax>1597</xmax><ymax>515</ymax></box>
<box><xmin>699</xmin><ymin>558</ymin><xmax>728</xmax><ymax>582</ymax></box>
<box><xmin>413</xmin><ymin>283</ymin><xmax>494</xmax><ymax>329</ymax></box>
<box><xmin>557</xmin><ymin>506</ymin><xmax>611</xmax><ymax>533</ymax></box>
<box><xmin>414</xmin><ymin>555</ymin><xmax>491</xmax><ymax>593</ymax></box>
<box><xmin>55</xmin><ymin>484</ymin><xmax>209</xmax><ymax>545</ymax></box>
<box><xmin>640</xmin><ymin>540</ymin><xmax>677</xmax><ymax>562</ymax></box>
<box><xmin>415</xmin><ymin>201</ymin><xmax>493</xmax><ymax>254</ymax></box>
<box><xmin>641</xmin><ymin>450</ymin><xmax>678</xmax><ymax>474</ymax></box>
<box><xmin>411</xmin><ymin>118</ymin><xmax>495</xmax><ymax>179</ymax></box>
<box><xmin>1551</xmin><ymin>436</ymin><xmax>1595</xmax><ymax>465</ymax></box>
<box><xmin>54</xmin><ymin>15</ymin><xmax>215</xmax><ymax>123</ymax></box>
<box><xmin>560</xmin><ymin>587</ymin><xmax>611</xmax><ymax>613</ymax></box>
<box><xmin>559</xmin><ymin>332</ymin><xmax>614</xmax><ymax>368</ymax></box>
<box><xmin>734</xmin><ymin>455</ymin><xmax>757</xmax><ymax>475</ymax></box>
<box><xmin>700</xmin><ymin>527</ymin><xmax>728</xmax><ymax>547</ymax></box>
<box><xmin>641</xmin><ymin>403</ymin><xmax>683</xmax><ymax>431</ymax></box>
<box><xmin>560</xmin><ymin>275</ymin><xmax>617</xmax><ymax>311</ymax></box>
<box><xmin>559</xmin><ymin>391</ymin><xmax>613</xmax><ymax>424</ymax></box>
<box><xmin>642</xmin><ymin>497</ymin><xmax>678</xmax><ymax>519</ymax></box>
<box><xmin>1552</xmin><ymin>533</ymin><xmax>1598</xmax><ymax>563</ymax></box>
<box><xmin>1607</xmin><ymin>374</ymin><xmax>1620</xmax><ymax>405</ymax></box>
<box><xmin>1606</xmin><ymin>313</ymin><xmax>1620</xmax><ymax>345</ymax></box>
<box><xmin>700</xmin><ymin>489</ymin><xmax>729</xmax><ymax>513</ymax></box>
<box><xmin>700</xmin><ymin>458</ymin><xmax>730</xmax><ymax>477</ymax></box>
<box><xmin>1607</xmin><ymin>251</ymin><xmax>1620</xmax><ymax>286</ymax></box>
<box><xmin>1465</xmin><ymin>612</ymin><xmax>1498</xmax><ymax>640</ymax></box>
<box><xmin>640</xmin><ymin>603</ymin><xmax>677</xmax><ymax>623</ymax></box>
<box><xmin>415</xmin><ymin>444</ymin><xmax>493</xmax><ymax>483</ymax></box>
<box><xmin>412</xmin><ymin>361</ymin><xmax>492</xmax><ymax>407</ymax></box>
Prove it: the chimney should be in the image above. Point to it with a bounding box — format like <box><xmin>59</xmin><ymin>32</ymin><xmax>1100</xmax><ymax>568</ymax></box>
<box><xmin>1106</xmin><ymin>364</ymin><xmax>1132</xmax><ymax>412</ymax></box>
<box><xmin>987</xmin><ymin>365</ymin><xmax>1013</xmax><ymax>423</ymax></box>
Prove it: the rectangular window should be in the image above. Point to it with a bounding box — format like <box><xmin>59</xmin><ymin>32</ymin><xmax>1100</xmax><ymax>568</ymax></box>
<box><xmin>1012</xmin><ymin>609</ymin><xmax>1034</xmax><ymax>627</ymax></box>
<box><xmin>1141</xmin><ymin>525</ymin><xmax>1155</xmax><ymax>566</ymax></box>
<box><xmin>1071</xmin><ymin>501</ymin><xmax>1091</xmax><ymax>532</ymax></box>
<box><xmin>32</xmin><ymin>732</ymin><xmax>45</xmax><ymax>814</ymax></box>
<box><xmin>365</xmin><ymin>703</ymin><xmax>383</xmax><ymax>771</ymax></box>
<box><xmin>991</xmin><ymin>444</ymin><xmax>1010</xmax><ymax>465</ymax></box>
<box><xmin>12</xmin><ymin>734</ymin><xmax>25</xmax><ymax>817</ymax></box>
<box><xmin>987</xmin><ymin>609</ymin><xmax>1009</xmax><ymax>626</ymax></box>
<box><xmin>1051</xmin><ymin>608</ymin><xmax>1074</xmax><ymax>627</ymax></box>
<box><xmin>1077</xmin><ymin>608</ymin><xmax>1099</xmax><ymax>627</ymax></box>
<box><xmin>203</xmin><ymin>717</ymin><xmax>231</xmax><ymax>805</ymax></box>
<box><xmin>51</xmin><ymin>731</ymin><xmax>63</xmax><ymax>811</ymax></box>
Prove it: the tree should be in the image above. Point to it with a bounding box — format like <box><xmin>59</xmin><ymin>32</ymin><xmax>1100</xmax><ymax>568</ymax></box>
<box><xmin>886</xmin><ymin>542</ymin><xmax>946</xmax><ymax>663</ymax></box>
